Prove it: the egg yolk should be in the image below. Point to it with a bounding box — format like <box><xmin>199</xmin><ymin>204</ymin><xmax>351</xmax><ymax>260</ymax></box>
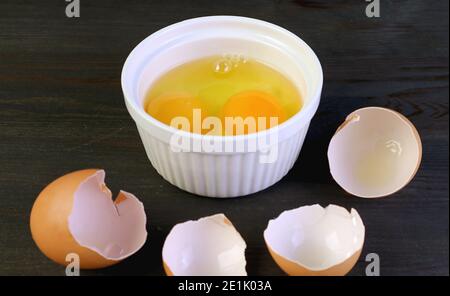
<box><xmin>145</xmin><ymin>93</ymin><xmax>208</xmax><ymax>133</ymax></box>
<box><xmin>221</xmin><ymin>90</ymin><xmax>287</xmax><ymax>135</ymax></box>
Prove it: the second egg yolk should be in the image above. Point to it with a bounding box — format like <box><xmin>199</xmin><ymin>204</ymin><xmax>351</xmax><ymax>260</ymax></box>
<box><xmin>221</xmin><ymin>90</ymin><xmax>287</xmax><ymax>135</ymax></box>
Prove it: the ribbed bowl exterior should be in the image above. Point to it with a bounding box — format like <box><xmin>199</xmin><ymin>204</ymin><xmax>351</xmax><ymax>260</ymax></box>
<box><xmin>122</xmin><ymin>16</ymin><xmax>323</xmax><ymax>198</ymax></box>
<box><xmin>137</xmin><ymin>124</ymin><xmax>309</xmax><ymax>197</ymax></box>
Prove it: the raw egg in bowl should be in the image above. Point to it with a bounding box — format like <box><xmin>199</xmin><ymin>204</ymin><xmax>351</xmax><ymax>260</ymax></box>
<box><xmin>122</xmin><ymin>16</ymin><xmax>323</xmax><ymax>198</ymax></box>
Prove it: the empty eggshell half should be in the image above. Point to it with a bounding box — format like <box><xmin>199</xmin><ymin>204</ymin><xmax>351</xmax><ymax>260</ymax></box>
<box><xmin>30</xmin><ymin>169</ymin><xmax>147</xmax><ymax>269</ymax></box>
<box><xmin>264</xmin><ymin>204</ymin><xmax>365</xmax><ymax>276</ymax></box>
<box><xmin>328</xmin><ymin>107</ymin><xmax>422</xmax><ymax>198</ymax></box>
<box><xmin>162</xmin><ymin>214</ymin><xmax>247</xmax><ymax>276</ymax></box>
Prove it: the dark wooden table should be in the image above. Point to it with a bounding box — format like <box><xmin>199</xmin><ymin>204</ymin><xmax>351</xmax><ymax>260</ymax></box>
<box><xmin>0</xmin><ymin>0</ymin><xmax>448</xmax><ymax>276</ymax></box>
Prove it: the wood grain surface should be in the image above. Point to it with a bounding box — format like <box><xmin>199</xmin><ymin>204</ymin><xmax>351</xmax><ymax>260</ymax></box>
<box><xmin>0</xmin><ymin>0</ymin><xmax>448</xmax><ymax>276</ymax></box>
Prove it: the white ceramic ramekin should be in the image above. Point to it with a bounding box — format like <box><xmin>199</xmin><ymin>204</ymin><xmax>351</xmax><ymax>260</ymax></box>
<box><xmin>122</xmin><ymin>16</ymin><xmax>323</xmax><ymax>198</ymax></box>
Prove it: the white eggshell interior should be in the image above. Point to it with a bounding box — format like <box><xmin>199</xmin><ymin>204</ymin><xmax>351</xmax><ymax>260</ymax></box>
<box><xmin>264</xmin><ymin>204</ymin><xmax>365</xmax><ymax>271</ymax></box>
<box><xmin>328</xmin><ymin>107</ymin><xmax>422</xmax><ymax>198</ymax></box>
<box><xmin>68</xmin><ymin>170</ymin><xmax>147</xmax><ymax>260</ymax></box>
<box><xmin>162</xmin><ymin>213</ymin><xmax>247</xmax><ymax>276</ymax></box>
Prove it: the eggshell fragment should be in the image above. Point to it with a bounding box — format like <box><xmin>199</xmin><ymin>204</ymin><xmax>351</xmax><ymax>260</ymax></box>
<box><xmin>264</xmin><ymin>204</ymin><xmax>365</xmax><ymax>276</ymax></box>
<box><xmin>30</xmin><ymin>169</ymin><xmax>147</xmax><ymax>269</ymax></box>
<box><xmin>328</xmin><ymin>107</ymin><xmax>422</xmax><ymax>198</ymax></box>
<box><xmin>162</xmin><ymin>214</ymin><xmax>247</xmax><ymax>276</ymax></box>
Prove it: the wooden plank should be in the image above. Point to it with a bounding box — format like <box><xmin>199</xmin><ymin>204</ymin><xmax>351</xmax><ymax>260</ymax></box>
<box><xmin>0</xmin><ymin>0</ymin><xmax>448</xmax><ymax>275</ymax></box>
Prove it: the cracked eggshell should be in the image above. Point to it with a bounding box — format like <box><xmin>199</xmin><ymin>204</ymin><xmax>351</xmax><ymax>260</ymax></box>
<box><xmin>162</xmin><ymin>214</ymin><xmax>247</xmax><ymax>276</ymax></box>
<box><xmin>328</xmin><ymin>107</ymin><xmax>422</xmax><ymax>198</ymax></box>
<box><xmin>264</xmin><ymin>204</ymin><xmax>365</xmax><ymax>276</ymax></box>
<box><xmin>30</xmin><ymin>169</ymin><xmax>147</xmax><ymax>269</ymax></box>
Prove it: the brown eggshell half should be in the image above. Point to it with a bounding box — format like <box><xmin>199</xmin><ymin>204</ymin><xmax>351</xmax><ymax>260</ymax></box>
<box><xmin>30</xmin><ymin>169</ymin><xmax>113</xmax><ymax>268</ymax></box>
<box><xmin>30</xmin><ymin>169</ymin><xmax>147</xmax><ymax>269</ymax></box>
<box><xmin>328</xmin><ymin>107</ymin><xmax>422</xmax><ymax>198</ymax></box>
<box><xmin>264</xmin><ymin>204</ymin><xmax>365</xmax><ymax>276</ymax></box>
<box><xmin>162</xmin><ymin>214</ymin><xmax>247</xmax><ymax>276</ymax></box>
